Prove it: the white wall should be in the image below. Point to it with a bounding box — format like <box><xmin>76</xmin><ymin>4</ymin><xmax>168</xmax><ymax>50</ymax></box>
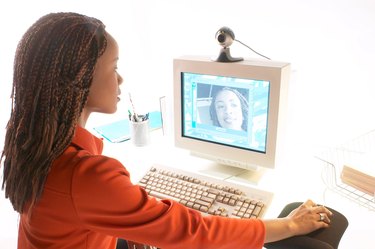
<box><xmin>1</xmin><ymin>0</ymin><xmax>375</xmax><ymax>247</ymax></box>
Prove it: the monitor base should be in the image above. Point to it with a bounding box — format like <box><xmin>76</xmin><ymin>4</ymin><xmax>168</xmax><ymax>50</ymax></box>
<box><xmin>195</xmin><ymin>161</ymin><xmax>268</xmax><ymax>186</ymax></box>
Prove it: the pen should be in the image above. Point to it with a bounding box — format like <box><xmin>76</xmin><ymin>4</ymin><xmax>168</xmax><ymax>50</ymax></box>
<box><xmin>128</xmin><ymin>93</ymin><xmax>140</xmax><ymax>122</ymax></box>
<box><xmin>143</xmin><ymin>113</ymin><xmax>149</xmax><ymax>121</ymax></box>
<box><xmin>132</xmin><ymin>113</ymin><xmax>140</xmax><ymax>122</ymax></box>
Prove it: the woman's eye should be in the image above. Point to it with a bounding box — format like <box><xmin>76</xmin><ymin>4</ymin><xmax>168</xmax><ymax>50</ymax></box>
<box><xmin>216</xmin><ymin>104</ymin><xmax>224</xmax><ymax>110</ymax></box>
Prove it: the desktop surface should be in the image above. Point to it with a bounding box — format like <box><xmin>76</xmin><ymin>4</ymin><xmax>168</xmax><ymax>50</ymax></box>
<box><xmin>98</xmin><ymin>128</ymin><xmax>375</xmax><ymax>249</ymax></box>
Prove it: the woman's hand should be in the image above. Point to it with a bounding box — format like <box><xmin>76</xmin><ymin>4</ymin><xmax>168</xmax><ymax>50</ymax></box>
<box><xmin>286</xmin><ymin>199</ymin><xmax>333</xmax><ymax>236</ymax></box>
<box><xmin>263</xmin><ymin>199</ymin><xmax>333</xmax><ymax>243</ymax></box>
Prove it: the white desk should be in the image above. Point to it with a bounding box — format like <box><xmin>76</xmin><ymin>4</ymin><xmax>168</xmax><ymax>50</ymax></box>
<box><xmin>101</xmin><ymin>129</ymin><xmax>374</xmax><ymax>249</ymax></box>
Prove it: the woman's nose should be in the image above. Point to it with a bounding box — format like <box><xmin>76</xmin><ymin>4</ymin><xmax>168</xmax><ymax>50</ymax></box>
<box><xmin>117</xmin><ymin>72</ymin><xmax>124</xmax><ymax>85</ymax></box>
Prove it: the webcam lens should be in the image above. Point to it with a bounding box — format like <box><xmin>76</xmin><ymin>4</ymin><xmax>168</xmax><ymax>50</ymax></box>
<box><xmin>217</xmin><ymin>33</ymin><xmax>226</xmax><ymax>43</ymax></box>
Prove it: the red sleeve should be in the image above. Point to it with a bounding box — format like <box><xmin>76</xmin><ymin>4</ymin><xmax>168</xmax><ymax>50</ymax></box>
<box><xmin>71</xmin><ymin>155</ymin><xmax>265</xmax><ymax>249</ymax></box>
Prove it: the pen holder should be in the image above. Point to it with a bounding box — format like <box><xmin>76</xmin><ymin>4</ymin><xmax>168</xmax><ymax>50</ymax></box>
<box><xmin>130</xmin><ymin>119</ymin><xmax>150</xmax><ymax>146</ymax></box>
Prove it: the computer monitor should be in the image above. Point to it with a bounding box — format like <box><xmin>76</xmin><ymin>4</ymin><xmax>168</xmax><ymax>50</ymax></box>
<box><xmin>173</xmin><ymin>55</ymin><xmax>291</xmax><ymax>182</ymax></box>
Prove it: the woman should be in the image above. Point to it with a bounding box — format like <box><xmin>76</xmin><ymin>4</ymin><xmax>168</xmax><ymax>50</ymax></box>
<box><xmin>210</xmin><ymin>87</ymin><xmax>249</xmax><ymax>131</ymax></box>
<box><xmin>1</xmin><ymin>12</ymin><xmax>332</xmax><ymax>249</ymax></box>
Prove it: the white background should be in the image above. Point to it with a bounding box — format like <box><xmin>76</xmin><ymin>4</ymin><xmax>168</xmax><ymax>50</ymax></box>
<box><xmin>1</xmin><ymin>0</ymin><xmax>375</xmax><ymax>248</ymax></box>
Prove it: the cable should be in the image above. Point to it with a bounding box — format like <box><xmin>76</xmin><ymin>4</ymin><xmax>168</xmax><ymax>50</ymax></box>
<box><xmin>235</xmin><ymin>39</ymin><xmax>271</xmax><ymax>60</ymax></box>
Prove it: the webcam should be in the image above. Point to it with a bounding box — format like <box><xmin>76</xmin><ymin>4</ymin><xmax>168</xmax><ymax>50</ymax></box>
<box><xmin>215</xmin><ymin>26</ymin><xmax>235</xmax><ymax>48</ymax></box>
<box><xmin>213</xmin><ymin>26</ymin><xmax>243</xmax><ymax>62</ymax></box>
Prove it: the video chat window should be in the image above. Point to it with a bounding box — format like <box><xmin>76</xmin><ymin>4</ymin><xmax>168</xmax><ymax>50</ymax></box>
<box><xmin>181</xmin><ymin>72</ymin><xmax>270</xmax><ymax>153</ymax></box>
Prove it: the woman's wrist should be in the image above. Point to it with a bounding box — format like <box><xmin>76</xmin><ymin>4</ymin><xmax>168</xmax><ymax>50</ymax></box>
<box><xmin>284</xmin><ymin>217</ymin><xmax>298</xmax><ymax>236</ymax></box>
<box><xmin>263</xmin><ymin>217</ymin><xmax>297</xmax><ymax>243</ymax></box>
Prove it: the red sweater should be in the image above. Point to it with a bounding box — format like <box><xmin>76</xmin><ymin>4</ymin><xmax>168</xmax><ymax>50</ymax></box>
<box><xmin>18</xmin><ymin>126</ymin><xmax>265</xmax><ymax>249</ymax></box>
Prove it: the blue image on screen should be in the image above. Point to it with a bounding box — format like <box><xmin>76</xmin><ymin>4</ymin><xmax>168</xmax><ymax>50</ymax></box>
<box><xmin>181</xmin><ymin>72</ymin><xmax>270</xmax><ymax>153</ymax></box>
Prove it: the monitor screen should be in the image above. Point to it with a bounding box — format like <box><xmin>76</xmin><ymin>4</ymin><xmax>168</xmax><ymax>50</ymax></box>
<box><xmin>173</xmin><ymin>56</ymin><xmax>291</xmax><ymax>172</ymax></box>
<box><xmin>182</xmin><ymin>72</ymin><xmax>270</xmax><ymax>153</ymax></box>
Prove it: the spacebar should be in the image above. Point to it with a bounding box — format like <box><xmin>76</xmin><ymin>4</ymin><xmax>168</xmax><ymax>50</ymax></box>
<box><xmin>149</xmin><ymin>191</ymin><xmax>180</xmax><ymax>202</ymax></box>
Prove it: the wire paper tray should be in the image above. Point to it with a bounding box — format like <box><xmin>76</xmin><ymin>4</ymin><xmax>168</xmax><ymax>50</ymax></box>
<box><xmin>315</xmin><ymin>130</ymin><xmax>375</xmax><ymax>211</ymax></box>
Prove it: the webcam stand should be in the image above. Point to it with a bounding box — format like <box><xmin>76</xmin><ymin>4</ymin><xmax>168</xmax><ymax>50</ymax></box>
<box><xmin>214</xmin><ymin>47</ymin><xmax>243</xmax><ymax>62</ymax></box>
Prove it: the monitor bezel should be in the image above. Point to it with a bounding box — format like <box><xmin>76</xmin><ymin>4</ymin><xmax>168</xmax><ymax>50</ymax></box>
<box><xmin>173</xmin><ymin>55</ymin><xmax>291</xmax><ymax>171</ymax></box>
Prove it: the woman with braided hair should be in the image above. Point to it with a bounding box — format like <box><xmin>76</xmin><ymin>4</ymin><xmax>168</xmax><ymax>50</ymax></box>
<box><xmin>1</xmin><ymin>12</ymin><xmax>332</xmax><ymax>249</ymax></box>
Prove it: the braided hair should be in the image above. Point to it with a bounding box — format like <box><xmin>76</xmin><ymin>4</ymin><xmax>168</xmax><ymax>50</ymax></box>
<box><xmin>1</xmin><ymin>12</ymin><xmax>108</xmax><ymax>213</ymax></box>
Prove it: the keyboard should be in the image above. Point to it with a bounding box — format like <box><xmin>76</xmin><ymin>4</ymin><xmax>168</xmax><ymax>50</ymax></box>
<box><xmin>138</xmin><ymin>164</ymin><xmax>273</xmax><ymax>219</ymax></box>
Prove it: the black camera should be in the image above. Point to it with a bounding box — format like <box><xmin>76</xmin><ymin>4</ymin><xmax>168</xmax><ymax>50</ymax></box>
<box><xmin>213</xmin><ymin>26</ymin><xmax>243</xmax><ymax>62</ymax></box>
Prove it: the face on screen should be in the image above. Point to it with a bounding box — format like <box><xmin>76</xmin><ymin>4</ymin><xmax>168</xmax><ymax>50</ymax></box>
<box><xmin>213</xmin><ymin>88</ymin><xmax>244</xmax><ymax>131</ymax></box>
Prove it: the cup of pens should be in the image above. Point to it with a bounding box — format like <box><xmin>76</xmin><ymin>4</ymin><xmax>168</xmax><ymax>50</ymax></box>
<box><xmin>129</xmin><ymin>112</ymin><xmax>150</xmax><ymax>147</ymax></box>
